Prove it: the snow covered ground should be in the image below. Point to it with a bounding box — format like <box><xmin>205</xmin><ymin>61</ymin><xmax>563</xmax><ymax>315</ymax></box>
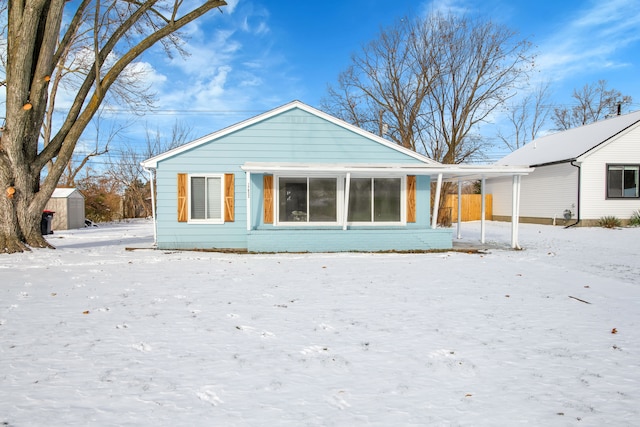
<box><xmin>1</xmin><ymin>219</ymin><xmax>639</xmax><ymax>426</ymax></box>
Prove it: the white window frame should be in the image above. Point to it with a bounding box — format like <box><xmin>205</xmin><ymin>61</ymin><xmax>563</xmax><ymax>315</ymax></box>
<box><xmin>275</xmin><ymin>175</ymin><xmax>344</xmax><ymax>226</ymax></box>
<box><xmin>188</xmin><ymin>173</ymin><xmax>225</xmax><ymax>224</ymax></box>
<box><xmin>274</xmin><ymin>173</ymin><xmax>406</xmax><ymax>227</ymax></box>
<box><xmin>346</xmin><ymin>175</ymin><xmax>406</xmax><ymax>226</ymax></box>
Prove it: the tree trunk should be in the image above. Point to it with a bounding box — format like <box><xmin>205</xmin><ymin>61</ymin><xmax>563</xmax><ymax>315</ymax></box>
<box><xmin>1</xmin><ymin>0</ymin><xmax>227</xmax><ymax>253</ymax></box>
<box><xmin>0</xmin><ymin>152</ymin><xmax>53</xmax><ymax>253</ymax></box>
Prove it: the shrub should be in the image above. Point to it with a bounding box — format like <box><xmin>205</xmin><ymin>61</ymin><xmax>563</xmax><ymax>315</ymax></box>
<box><xmin>597</xmin><ymin>216</ymin><xmax>622</xmax><ymax>228</ymax></box>
<box><xmin>630</xmin><ymin>210</ymin><xmax>640</xmax><ymax>227</ymax></box>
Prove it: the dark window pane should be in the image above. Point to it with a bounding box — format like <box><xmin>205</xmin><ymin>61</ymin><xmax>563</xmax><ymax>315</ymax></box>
<box><xmin>374</xmin><ymin>178</ymin><xmax>401</xmax><ymax>221</ymax></box>
<box><xmin>279</xmin><ymin>178</ymin><xmax>307</xmax><ymax>222</ymax></box>
<box><xmin>309</xmin><ymin>178</ymin><xmax>337</xmax><ymax>221</ymax></box>
<box><xmin>623</xmin><ymin>167</ymin><xmax>639</xmax><ymax>197</ymax></box>
<box><xmin>608</xmin><ymin>167</ymin><xmax>622</xmax><ymax>197</ymax></box>
<box><xmin>348</xmin><ymin>178</ymin><xmax>372</xmax><ymax>222</ymax></box>
<box><xmin>191</xmin><ymin>177</ymin><xmax>206</xmax><ymax>219</ymax></box>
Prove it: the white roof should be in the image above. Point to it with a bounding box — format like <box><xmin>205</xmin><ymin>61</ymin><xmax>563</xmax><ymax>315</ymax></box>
<box><xmin>241</xmin><ymin>162</ymin><xmax>533</xmax><ymax>181</ymax></box>
<box><xmin>141</xmin><ymin>100</ymin><xmax>440</xmax><ymax>168</ymax></box>
<box><xmin>497</xmin><ymin>110</ymin><xmax>640</xmax><ymax>166</ymax></box>
<box><xmin>51</xmin><ymin>188</ymin><xmax>81</xmax><ymax>198</ymax></box>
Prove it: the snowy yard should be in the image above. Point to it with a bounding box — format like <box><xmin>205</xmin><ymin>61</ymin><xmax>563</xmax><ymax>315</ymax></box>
<box><xmin>1</xmin><ymin>220</ymin><xmax>639</xmax><ymax>426</ymax></box>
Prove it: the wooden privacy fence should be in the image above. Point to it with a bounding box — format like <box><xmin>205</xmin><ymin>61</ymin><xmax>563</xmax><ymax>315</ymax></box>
<box><xmin>443</xmin><ymin>194</ymin><xmax>493</xmax><ymax>222</ymax></box>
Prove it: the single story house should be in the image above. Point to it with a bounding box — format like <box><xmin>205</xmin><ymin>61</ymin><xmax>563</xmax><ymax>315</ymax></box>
<box><xmin>486</xmin><ymin>110</ymin><xmax>640</xmax><ymax>226</ymax></box>
<box><xmin>142</xmin><ymin>101</ymin><xmax>531</xmax><ymax>252</ymax></box>
<box><xmin>44</xmin><ymin>187</ymin><xmax>86</xmax><ymax>230</ymax></box>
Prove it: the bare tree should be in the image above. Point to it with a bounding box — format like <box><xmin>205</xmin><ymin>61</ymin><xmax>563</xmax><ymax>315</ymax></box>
<box><xmin>498</xmin><ymin>81</ymin><xmax>552</xmax><ymax>151</ymax></box>
<box><xmin>322</xmin><ymin>17</ymin><xmax>441</xmax><ymax>151</ymax></box>
<box><xmin>41</xmin><ymin>16</ymin><xmax>155</xmax><ymax>183</ymax></box>
<box><xmin>108</xmin><ymin>120</ymin><xmax>192</xmax><ymax>218</ymax></box>
<box><xmin>552</xmin><ymin>80</ymin><xmax>633</xmax><ymax>130</ymax></box>
<box><xmin>322</xmin><ymin>13</ymin><xmax>534</xmax><ymax>165</ymax></box>
<box><xmin>0</xmin><ymin>0</ymin><xmax>227</xmax><ymax>253</ymax></box>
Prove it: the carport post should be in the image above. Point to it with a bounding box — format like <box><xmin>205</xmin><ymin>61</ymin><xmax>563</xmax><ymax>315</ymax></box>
<box><xmin>431</xmin><ymin>173</ymin><xmax>443</xmax><ymax>229</ymax></box>
<box><xmin>456</xmin><ymin>179</ymin><xmax>462</xmax><ymax>239</ymax></box>
<box><xmin>480</xmin><ymin>177</ymin><xmax>486</xmax><ymax>244</ymax></box>
<box><xmin>511</xmin><ymin>175</ymin><xmax>522</xmax><ymax>249</ymax></box>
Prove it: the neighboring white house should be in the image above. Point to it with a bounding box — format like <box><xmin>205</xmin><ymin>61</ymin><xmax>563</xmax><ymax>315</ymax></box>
<box><xmin>45</xmin><ymin>188</ymin><xmax>86</xmax><ymax>230</ymax></box>
<box><xmin>486</xmin><ymin>110</ymin><xmax>640</xmax><ymax>226</ymax></box>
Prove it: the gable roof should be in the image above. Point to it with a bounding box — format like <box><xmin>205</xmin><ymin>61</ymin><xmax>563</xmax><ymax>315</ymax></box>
<box><xmin>51</xmin><ymin>188</ymin><xmax>83</xmax><ymax>198</ymax></box>
<box><xmin>141</xmin><ymin>100</ymin><xmax>440</xmax><ymax>168</ymax></box>
<box><xmin>496</xmin><ymin>110</ymin><xmax>640</xmax><ymax>167</ymax></box>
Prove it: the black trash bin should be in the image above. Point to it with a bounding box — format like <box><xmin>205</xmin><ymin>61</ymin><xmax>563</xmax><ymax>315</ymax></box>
<box><xmin>41</xmin><ymin>210</ymin><xmax>55</xmax><ymax>235</ymax></box>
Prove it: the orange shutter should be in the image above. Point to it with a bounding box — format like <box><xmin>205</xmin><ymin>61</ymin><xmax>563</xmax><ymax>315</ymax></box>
<box><xmin>224</xmin><ymin>173</ymin><xmax>235</xmax><ymax>222</ymax></box>
<box><xmin>263</xmin><ymin>175</ymin><xmax>273</xmax><ymax>224</ymax></box>
<box><xmin>407</xmin><ymin>175</ymin><xmax>416</xmax><ymax>223</ymax></box>
<box><xmin>177</xmin><ymin>173</ymin><xmax>188</xmax><ymax>222</ymax></box>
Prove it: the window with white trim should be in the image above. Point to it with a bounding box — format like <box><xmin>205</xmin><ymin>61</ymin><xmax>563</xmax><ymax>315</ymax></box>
<box><xmin>278</xmin><ymin>177</ymin><xmax>339</xmax><ymax>223</ymax></box>
<box><xmin>607</xmin><ymin>165</ymin><xmax>639</xmax><ymax>198</ymax></box>
<box><xmin>190</xmin><ymin>174</ymin><xmax>224</xmax><ymax>222</ymax></box>
<box><xmin>348</xmin><ymin>177</ymin><xmax>402</xmax><ymax>223</ymax></box>
<box><xmin>275</xmin><ymin>175</ymin><xmax>405</xmax><ymax>225</ymax></box>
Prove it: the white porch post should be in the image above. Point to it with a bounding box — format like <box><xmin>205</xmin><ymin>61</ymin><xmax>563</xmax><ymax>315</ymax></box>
<box><xmin>456</xmin><ymin>179</ymin><xmax>462</xmax><ymax>239</ymax></box>
<box><xmin>480</xmin><ymin>177</ymin><xmax>486</xmax><ymax>244</ymax></box>
<box><xmin>432</xmin><ymin>173</ymin><xmax>443</xmax><ymax>229</ymax></box>
<box><xmin>511</xmin><ymin>175</ymin><xmax>522</xmax><ymax>249</ymax></box>
<box><xmin>246</xmin><ymin>171</ymin><xmax>251</xmax><ymax>231</ymax></box>
<box><xmin>343</xmin><ymin>172</ymin><xmax>351</xmax><ymax>231</ymax></box>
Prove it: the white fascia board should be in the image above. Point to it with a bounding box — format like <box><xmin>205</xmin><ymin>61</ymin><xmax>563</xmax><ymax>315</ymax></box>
<box><xmin>240</xmin><ymin>162</ymin><xmax>533</xmax><ymax>179</ymax></box>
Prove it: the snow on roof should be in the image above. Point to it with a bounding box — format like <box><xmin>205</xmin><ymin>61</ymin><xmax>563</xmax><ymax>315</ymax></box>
<box><xmin>51</xmin><ymin>188</ymin><xmax>80</xmax><ymax>198</ymax></box>
<box><xmin>497</xmin><ymin>110</ymin><xmax>640</xmax><ymax>166</ymax></box>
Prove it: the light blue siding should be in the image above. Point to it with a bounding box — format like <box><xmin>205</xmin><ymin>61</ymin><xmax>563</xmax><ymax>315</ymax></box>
<box><xmin>247</xmin><ymin>228</ymin><xmax>453</xmax><ymax>252</ymax></box>
<box><xmin>154</xmin><ymin>107</ymin><xmax>450</xmax><ymax>251</ymax></box>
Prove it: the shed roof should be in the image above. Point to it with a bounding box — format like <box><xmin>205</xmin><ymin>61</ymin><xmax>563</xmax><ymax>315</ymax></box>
<box><xmin>51</xmin><ymin>188</ymin><xmax>83</xmax><ymax>198</ymax></box>
<box><xmin>497</xmin><ymin>110</ymin><xmax>640</xmax><ymax>167</ymax></box>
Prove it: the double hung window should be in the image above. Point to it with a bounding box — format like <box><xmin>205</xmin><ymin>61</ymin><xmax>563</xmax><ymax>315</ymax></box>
<box><xmin>190</xmin><ymin>175</ymin><xmax>224</xmax><ymax>222</ymax></box>
<box><xmin>607</xmin><ymin>165</ymin><xmax>639</xmax><ymax>198</ymax></box>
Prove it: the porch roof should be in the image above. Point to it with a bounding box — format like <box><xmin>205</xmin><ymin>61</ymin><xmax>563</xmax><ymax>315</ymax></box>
<box><xmin>240</xmin><ymin>162</ymin><xmax>533</xmax><ymax>181</ymax></box>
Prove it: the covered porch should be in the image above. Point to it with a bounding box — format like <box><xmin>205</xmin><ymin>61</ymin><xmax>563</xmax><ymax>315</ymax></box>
<box><xmin>241</xmin><ymin>163</ymin><xmax>533</xmax><ymax>250</ymax></box>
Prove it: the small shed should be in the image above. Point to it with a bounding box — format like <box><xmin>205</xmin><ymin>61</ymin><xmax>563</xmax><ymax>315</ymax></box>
<box><xmin>45</xmin><ymin>188</ymin><xmax>86</xmax><ymax>230</ymax></box>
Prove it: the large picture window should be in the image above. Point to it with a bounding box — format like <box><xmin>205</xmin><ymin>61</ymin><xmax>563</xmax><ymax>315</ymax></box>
<box><xmin>278</xmin><ymin>177</ymin><xmax>338</xmax><ymax>223</ymax></box>
<box><xmin>607</xmin><ymin>165</ymin><xmax>639</xmax><ymax>198</ymax></box>
<box><xmin>275</xmin><ymin>175</ymin><xmax>404</xmax><ymax>225</ymax></box>
<box><xmin>348</xmin><ymin>177</ymin><xmax>402</xmax><ymax>223</ymax></box>
<box><xmin>190</xmin><ymin>175</ymin><xmax>224</xmax><ymax>222</ymax></box>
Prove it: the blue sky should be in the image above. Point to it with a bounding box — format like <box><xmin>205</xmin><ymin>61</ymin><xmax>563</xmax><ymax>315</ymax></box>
<box><xmin>120</xmin><ymin>0</ymin><xmax>640</xmax><ymax>159</ymax></box>
<box><xmin>3</xmin><ymin>0</ymin><xmax>640</xmax><ymax>164</ymax></box>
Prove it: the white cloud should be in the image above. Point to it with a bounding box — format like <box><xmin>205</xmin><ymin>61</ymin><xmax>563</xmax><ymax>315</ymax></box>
<box><xmin>535</xmin><ymin>0</ymin><xmax>640</xmax><ymax>81</ymax></box>
<box><xmin>421</xmin><ymin>0</ymin><xmax>471</xmax><ymax>16</ymax></box>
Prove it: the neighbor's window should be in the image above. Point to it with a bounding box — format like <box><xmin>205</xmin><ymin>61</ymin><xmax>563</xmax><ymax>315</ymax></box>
<box><xmin>278</xmin><ymin>177</ymin><xmax>338</xmax><ymax>223</ymax></box>
<box><xmin>190</xmin><ymin>175</ymin><xmax>224</xmax><ymax>221</ymax></box>
<box><xmin>348</xmin><ymin>177</ymin><xmax>402</xmax><ymax>223</ymax></box>
<box><xmin>607</xmin><ymin>165</ymin><xmax>639</xmax><ymax>198</ymax></box>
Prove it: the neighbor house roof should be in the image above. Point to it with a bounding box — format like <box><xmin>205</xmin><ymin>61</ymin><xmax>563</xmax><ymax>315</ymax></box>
<box><xmin>497</xmin><ymin>110</ymin><xmax>640</xmax><ymax>167</ymax></box>
<box><xmin>141</xmin><ymin>100</ymin><xmax>440</xmax><ymax>168</ymax></box>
